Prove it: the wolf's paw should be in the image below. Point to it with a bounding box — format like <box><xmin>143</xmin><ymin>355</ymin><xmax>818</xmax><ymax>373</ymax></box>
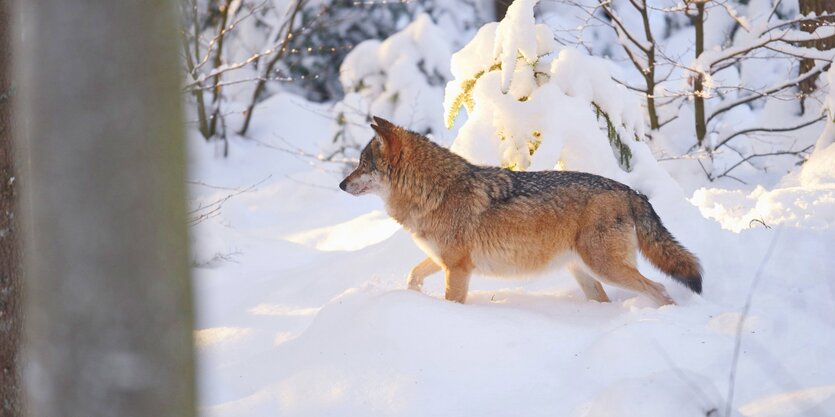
<box><xmin>406</xmin><ymin>279</ymin><xmax>423</xmax><ymax>292</ymax></box>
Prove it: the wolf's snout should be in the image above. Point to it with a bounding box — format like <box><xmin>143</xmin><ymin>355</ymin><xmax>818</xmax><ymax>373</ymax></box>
<box><xmin>339</xmin><ymin>179</ymin><xmax>348</xmax><ymax>191</ymax></box>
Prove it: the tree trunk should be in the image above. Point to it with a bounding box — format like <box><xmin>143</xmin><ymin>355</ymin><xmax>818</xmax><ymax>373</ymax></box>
<box><xmin>208</xmin><ymin>0</ymin><xmax>235</xmax><ymax>138</ymax></box>
<box><xmin>692</xmin><ymin>1</ymin><xmax>707</xmax><ymax>147</ymax></box>
<box><xmin>14</xmin><ymin>0</ymin><xmax>196</xmax><ymax>416</ymax></box>
<box><xmin>495</xmin><ymin>0</ymin><xmax>509</xmax><ymax>20</ymax></box>
<box><xmin>638</xmin><ymin>0</ymin><xmax>659</xmax><ymax>131</ymax></box>
<box><xmin>798</xmin><ymin>0</ymin><xmax>835</xmax><ymax>113</ymax></box>
<box><xmin>0</xmin><ymin>1</ymin><xmax>22</xmax><ymax>415</ymax></box>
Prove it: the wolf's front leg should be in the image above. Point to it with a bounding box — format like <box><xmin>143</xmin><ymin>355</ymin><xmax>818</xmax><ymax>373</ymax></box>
<box><xmin>407</xmin><ymin>257</ymin><xmax>441</xmax><ymax>291</ymax></box>
<box><xmin>444</xmin><ymin>265</ymin><xmax>472</xmax><ymax>303</ymax></box>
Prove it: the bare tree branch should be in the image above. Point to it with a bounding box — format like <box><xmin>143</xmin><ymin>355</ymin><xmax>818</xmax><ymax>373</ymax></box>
<box><xmin>713</xmin><ymin>145</ymin><xmax>813</xmax><ymax>181</ymax></box>
<box><xmin>239</xmin><ymin>0</ymin><xmax>306</xmax><ymax>135</ymax></box>
<box><xmin>714</xmin><ymin>114</ymin><xmax>826</xmax><ymax>150</ymax></box>
<box><xmin>706</xmin><ymin>62</ymin><xmax>829</xmax><ymax>125</ymax></box>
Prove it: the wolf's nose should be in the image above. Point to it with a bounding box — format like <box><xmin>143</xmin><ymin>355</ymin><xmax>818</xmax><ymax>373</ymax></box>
<box><xmin>339</xmin><ymin>179</ymin><xmax>347</xmax><ymax>191</ymax></box>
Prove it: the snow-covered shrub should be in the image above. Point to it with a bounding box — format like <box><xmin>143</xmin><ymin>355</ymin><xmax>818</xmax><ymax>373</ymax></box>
<box><xmin>326</xmin><ymin>13</ymin><xmax>456</xmax><ymax>159</ymax></box>
<box><xmin>443</xmin><ymin>0</ymin><xmax>645</xmax><ymax>177</ymax></box>
<box><xmin>281</xmin><ymin>0</ymin><xmax>487</xmax><ymax>102</ymax></box>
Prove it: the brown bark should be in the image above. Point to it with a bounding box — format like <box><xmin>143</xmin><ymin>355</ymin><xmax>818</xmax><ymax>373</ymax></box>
<box><xmin>495</xmin><ymin>0</ymin><xmax>509</xmax><ymax>20</ymax></box>
<box><xmin>638</xmin><ymin>0</ymin><xmax>660</xmax><ymax>131</ymax></box>
<box><xmin>190</xmin><ymin>0</ymin><xmax>211</xmax><ymax>139</ymax></box>
<box><xmin>0</xmin><ymin>0</ymin><xmax>22</xmax><ymax>415</ymax></box>
<box><xmin>798</xmin><ymin>0</ymin><xmax>835</xmax><ymax>112</ymax></box>
<box><xmin>692</xmin><ymin>1</ymin><xmax>707</xmax><ymax>147</ymax></box>
<box><xmin>208</xmin><ymin>0</ymin><xmax>234</xmax><ymax>137</ymax></box>
<box><xmin>599</xmin><ymin>0</ymin><xmax>660</xmax><ymax>131</ymax></box>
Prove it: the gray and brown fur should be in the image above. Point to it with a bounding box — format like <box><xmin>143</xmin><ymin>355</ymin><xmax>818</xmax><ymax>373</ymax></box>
<box><xmin>339</xmin><ymin>117</ymin><xmax>702</xmax><ymax>305</ymax></box>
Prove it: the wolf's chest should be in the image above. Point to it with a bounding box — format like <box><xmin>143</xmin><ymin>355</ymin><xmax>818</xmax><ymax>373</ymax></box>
<box><xmin>412</xmin><ymin>235</ymin><xmax>444</xmax><ymax>265</ymax></box>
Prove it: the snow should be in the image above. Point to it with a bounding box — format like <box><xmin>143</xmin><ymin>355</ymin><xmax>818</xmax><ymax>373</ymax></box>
<box><xmin>189</xmin><ymin>93</ymin><xmax>835</xmax><ymax>417</ymax></box>
<box><xmin>493</xmin><ymin>0</ymin><xmax>540</xmax><ymax>93</ymax></box>
<box><xmin>187</xmin><ymin>4</ymin><xmax>835</xmax><ymax>417</ymax></box>
<box><xmin>690</xmin><ymin>65</ymin><xmax>835</xmax><ymax>232</ymax></box>
<box><xmin>691</xmin><ymin>184</ymin><xmax>835</xmax><ymax>232</ymax></box>
<box><xmin>444</xmin><ymin>1</ymin><xmax>664</xmax><ymax>201</ymax></box>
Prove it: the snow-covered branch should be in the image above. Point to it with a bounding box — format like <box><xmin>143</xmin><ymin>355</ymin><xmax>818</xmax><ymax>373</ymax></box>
<box><xmin>191</xmin><ymin>1</ymin><xmax>269</xmax><ymax>74</ymax></box>
<box><xmin>700</xmin><ymin>21</ymin><xmax>835</xmax><ymax>73</ymax></box>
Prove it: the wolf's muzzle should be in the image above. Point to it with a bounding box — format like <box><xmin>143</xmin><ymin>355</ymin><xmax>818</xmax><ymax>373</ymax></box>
<box><xmin>338</xmin><ymin>179</ymin><xmax>348</xmax><ymax>191</ymax></box>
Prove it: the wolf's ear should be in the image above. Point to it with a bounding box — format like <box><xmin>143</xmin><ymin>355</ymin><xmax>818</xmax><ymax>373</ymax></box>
<box><xmin>373</xmin><ymin>116</ymin><xmax>397</xmax><ymax>127</ymax></box>
<box><xmin>370</xmin><ymin>117</ymin><xmax>402</xmax><ymax>164</ymax></box>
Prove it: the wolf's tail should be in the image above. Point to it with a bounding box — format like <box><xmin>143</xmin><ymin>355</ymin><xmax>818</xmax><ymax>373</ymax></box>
<box><xmin>629</xmin><ymin>193</ymin><xmax>702</xmax><ymax>294</ymax></box>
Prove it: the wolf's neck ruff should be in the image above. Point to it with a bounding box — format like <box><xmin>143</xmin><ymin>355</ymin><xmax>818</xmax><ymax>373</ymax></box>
<box><xmin>384</xmin><ymin>129</ymin><xmax>472</xmax><ymax>229</ymax></box>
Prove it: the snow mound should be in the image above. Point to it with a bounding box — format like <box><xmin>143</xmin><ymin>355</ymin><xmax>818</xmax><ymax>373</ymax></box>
<box><xmin>582</xmin><ymin>371</ymin><xmax>727</xmax><ymax>417</ymax></box>
<box><xmin>739</xmin><ymin>384</ymin><xmax>835</xmax><ymax>417</ymax></box>
<box><xmin>284</xmin><ymin>210</ymin><xmax>400</xmax><ymax>252</ymax></box>
<box><xmin>262</xmin><ymin>285</ymin><xmax>731</xmax><ymax>417</ymax></box>
<box><xmin>191</xmin><ymin>91</ymin><xmax>835</xmax><ymax>417</ymax></box>
<box><xmin>692</xmin><ymin>141</ymin><xmax>835</xmax><ymax>232</ymax></box>
<box><xmin>801</xmin><ymin>142</ymin><xmax>835</xmax><ymax>187</ymax></box>
<box><xmin>691</xmin><ymin>185</ymin><xmax>835</xmax><ymax>232</ymax></box>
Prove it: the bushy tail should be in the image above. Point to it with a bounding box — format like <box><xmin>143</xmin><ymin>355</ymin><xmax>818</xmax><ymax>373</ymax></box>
<box><xmin>630</xmin><ymin>193</ymin><xmax>702</xmax><ymax>293</ymax></box>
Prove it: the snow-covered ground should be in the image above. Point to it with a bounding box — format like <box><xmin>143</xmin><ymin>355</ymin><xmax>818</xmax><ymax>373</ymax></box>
<box><xmin>188</xmin><ymin>92</ymin><xmax>835</xmax><ymax>417</ymax></box>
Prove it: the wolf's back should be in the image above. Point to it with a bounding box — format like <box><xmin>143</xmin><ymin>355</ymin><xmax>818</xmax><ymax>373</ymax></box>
<box><xmin>629</xmin><ymin>193</ymin><xmax>702</xmax><ymax>293</ymax></box>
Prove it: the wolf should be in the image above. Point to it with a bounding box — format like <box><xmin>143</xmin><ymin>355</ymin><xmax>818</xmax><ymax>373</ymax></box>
<box><xmin>339</xmin><ymin>117</ymin><xmax>702</xmax><ymax>305</ymax></box>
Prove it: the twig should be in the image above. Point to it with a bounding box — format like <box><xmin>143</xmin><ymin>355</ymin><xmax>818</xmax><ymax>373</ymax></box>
<box><xmin>239</xmin><ymin>0</ymin><xmax>307</xmax><ymax>135</ymax></box>
<box><xmin>187</xmin><ymin>175</ymin><xmax>272</xmax><ymax>226</ymax></box>
<box><xmin>713</xmin><ymin>145</ymin><xmax>813</xmax><ymax>180</ymax></box>
<box><xmin>192</xmin><ymin>1</ymin><xmax>270</xmax><ymax>73</ymax></box>
<box><xmin>186</xmin><ymin>180</ymin><xmax>241</xmax><ymax>191</ymax></box>
<box><xmin>714</xmin><ymin>115</ymin><xmax>826</xmax><ymax>150</ymax></box>
<box><xmin>748</xmin><ymin>218</ymin><xmax>772</xmax><ymax>229</ymax></box>
<box><xmin>707</xmin><ymin>62</ymin><xmax>829</xmax><ymax>125</ymax></box>
<box><xmin>724</xmin><ymin>227</ymin><xmax>783</xmax><ymax>417</ymax></box>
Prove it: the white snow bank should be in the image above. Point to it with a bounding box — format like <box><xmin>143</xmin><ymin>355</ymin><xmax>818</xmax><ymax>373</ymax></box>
<box><xmin>284</xmin><ymin>210</ymin><xmax>401</xmax><ymax>252</ymax></box>
<box><xmin>740</xmin><ymin>384</ymin><xmax>835</xmax><ymax>417</ymax></box>
<box><xmin>199</xmin><ymin>242</ymin><xmax>835</xmax><ymax>417</ymax></box>
<box><xmin>582</xmin><ymin>371</ymin><xmax>728</xmax><ymax>417</ymax></box>
<box><xmin>690</xmin><ymin>77</ymin><xmax>835</xmax><ymax>232</ymax></box>
<box><xmin>803</xmin><ymin>139</ymin><xmax>835</xmax><ymax>187</ymax></box>
<box><xmin>691</xmin><ymin>140</ymin><xmax>835</xmax><ymax>232</ymax></box>
<box><xmin>190</xmin><ymin>89</ymin><xmax>835</xmax><ymax>417</ymax></box>
<box><xmin>691</xmin><ymin>184</ymin><xmax>835</xmax><ymax>232</ymax></box>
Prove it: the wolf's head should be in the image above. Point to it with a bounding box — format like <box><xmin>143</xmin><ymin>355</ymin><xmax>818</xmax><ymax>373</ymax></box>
<box><xmin>339</xmin><ymin>117</ymin><xmax>403</xmax><ymax>197</ymax></box>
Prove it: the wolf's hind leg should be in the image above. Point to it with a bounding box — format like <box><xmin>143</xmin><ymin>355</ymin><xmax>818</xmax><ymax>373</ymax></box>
<box><xmin>576</xmin><ymin>213</ymin><xmax>674</xmax><ymax>306</ymax></box>
<box><xmin>407</xmin><ymin>257</ymin><xmax>441</xmax><ymax>291</ymax></box>
<box><xmin>568</xmin><ymin>264</ymin><xmax>610</xmax><ymax>302</ymax></box>
<box><xmin>596</xmin><ymin>263</ymin><xmax>674</xmax><ymax>306</ymax></box>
